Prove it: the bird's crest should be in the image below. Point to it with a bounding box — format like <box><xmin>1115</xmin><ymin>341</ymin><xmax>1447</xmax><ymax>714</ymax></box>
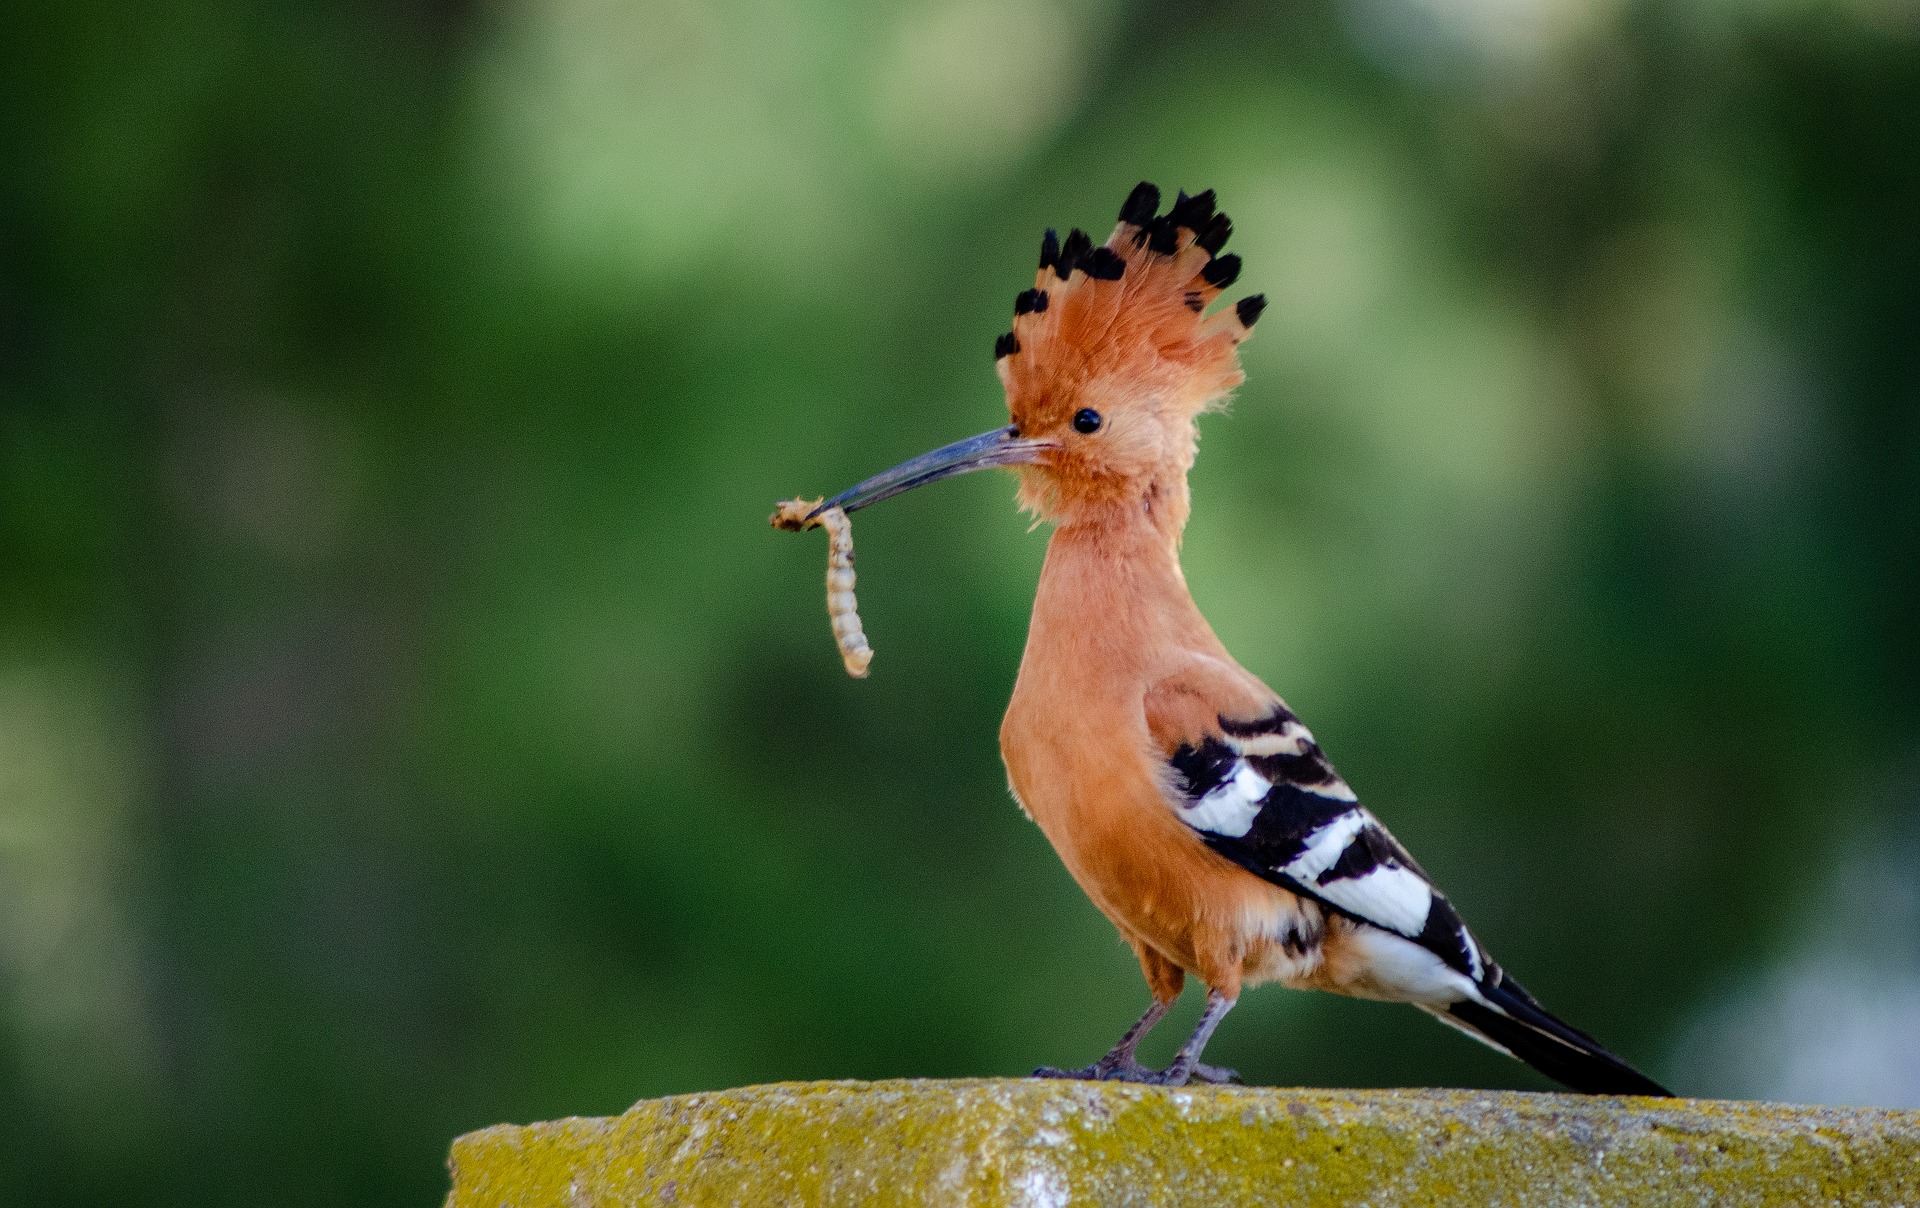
<box><xmin>994</xmin><ymin>182</ymin><xmax>1263</xmax><ymax>435</ymax></box>
<box><xmin>994</xmin><ymin>183</ymin><xmax>1264</xmax><ymax>530</ymax></box>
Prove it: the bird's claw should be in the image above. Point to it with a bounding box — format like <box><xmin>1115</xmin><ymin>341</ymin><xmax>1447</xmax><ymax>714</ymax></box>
<box><xmin>1033</xmin><ymin>1058</ymin><xmax>1240</xmax><ymax>1086</ymax></box>
<box><xmin>1033</xmin><ymin>1059</ymin><xmax>1154</xmax><ymax>1082</ymax></box>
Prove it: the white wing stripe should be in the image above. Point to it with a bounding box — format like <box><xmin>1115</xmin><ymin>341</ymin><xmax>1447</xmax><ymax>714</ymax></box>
<box><xmin>1282</xmin><ymin>810</ymin><xmax>1369</xmax><ymax>880</ymax></box>
<box><xmin>1182</xmin><ymin>760</ymin><xmax>1271</xmax><ymax>838</ymax></box>
<box><xmin>1227</xmin><ymin>723</ymin><xmax>1313</xmax><ymax>757</ymax></box>
<box><xmin>1316</xmin><ymin>864</ymin><xmax>1434</xmax><ymax>936</ymax></box>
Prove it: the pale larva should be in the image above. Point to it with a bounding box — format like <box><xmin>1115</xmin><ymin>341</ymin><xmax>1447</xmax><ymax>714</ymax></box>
<box><xmin>771</xmin><ymin>497</ymin><xmax>874</xmax><ymax>678</ymax></box>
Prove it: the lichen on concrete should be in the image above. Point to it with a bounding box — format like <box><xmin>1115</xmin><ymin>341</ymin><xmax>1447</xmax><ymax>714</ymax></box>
<box><xmin>445</xmin><ymin>1079</ymin><xmax>1920</xmax><ymax>1207</ymax></box>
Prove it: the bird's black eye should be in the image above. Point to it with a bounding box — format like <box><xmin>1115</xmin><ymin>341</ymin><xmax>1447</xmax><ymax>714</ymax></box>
<box><xmin>1072</xmin><ymin>408</ymin><xmax>1103</xmax><ymax>434</ymax></box>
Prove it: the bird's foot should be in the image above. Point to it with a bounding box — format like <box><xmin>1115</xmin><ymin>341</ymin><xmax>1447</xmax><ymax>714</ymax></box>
<box><xmin>1106</xmin><ymin>1065</ymin><xmax>1192</xmax><ymax>1086</ymax></box>
<box><xmin>1033</xmin><ymin>1058</ymin><xmax>1239</xmax><ymax>1086</ymax></box>
<box><xmin>1032</xmin><ymin>1057</ymin><xmax>1157</xmax><ymax>1082</ymax></box>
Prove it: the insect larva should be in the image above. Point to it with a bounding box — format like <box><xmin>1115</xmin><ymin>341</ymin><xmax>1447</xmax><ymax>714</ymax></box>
<box><xmin>771</xmin><ymin>497</ymin><xmax>874</xmax><ymax>678</ymax></box>
<box><xmin>814</xmin><ymin>507</ymin><xmax>874</xmax><ymax>678</ymax></box>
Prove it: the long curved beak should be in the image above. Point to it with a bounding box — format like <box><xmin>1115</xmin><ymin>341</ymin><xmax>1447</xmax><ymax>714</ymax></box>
<box><xmin>814</xmin><ymin>425</ymin><xmax>1052</xmax><ymax>517</ymax></box>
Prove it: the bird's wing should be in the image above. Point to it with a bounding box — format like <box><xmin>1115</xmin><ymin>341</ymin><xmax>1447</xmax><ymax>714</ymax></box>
<box><xmin>1144</xmin><ymin>687</ymin><xmax>1674</xmax><ymax>1090</ymax></box>
<box><xmin>1158</xmin><ymin>698</ymin><xmax>1674</xmax><ymax>1095</ymax></box>
<box><xmin>1160</xmin><ymin>701</ymin><xmax>1490</xmax><ymax>982</ymax></box>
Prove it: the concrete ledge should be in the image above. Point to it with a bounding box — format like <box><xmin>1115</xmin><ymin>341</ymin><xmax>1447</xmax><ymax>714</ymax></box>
<box><xmin>446</xmin><ymin>1079</ymin><xmax>1920</xmax><ymax>1206</ymax></box>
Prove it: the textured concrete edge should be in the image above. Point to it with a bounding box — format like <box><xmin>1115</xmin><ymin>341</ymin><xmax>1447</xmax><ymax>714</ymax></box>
<box><xmin>445</xmin><ymin>1079</ymin><xmax>1920</xmax><ymax>1208</ymax></box>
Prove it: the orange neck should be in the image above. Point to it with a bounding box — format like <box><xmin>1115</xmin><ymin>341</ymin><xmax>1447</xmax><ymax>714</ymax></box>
<box><xmin>1025</xmin><ymin>500</ymin><xmax>1225</xmax><ymax>694</ymax></box>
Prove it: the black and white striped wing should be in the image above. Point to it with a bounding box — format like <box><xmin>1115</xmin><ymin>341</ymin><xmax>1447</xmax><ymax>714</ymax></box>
<box><xmin>1166</xmin><ymin>701</ymin><xmax>1675</xmax><ymax>1096</ymax></box>
<box><xmin>1166</xmin><ymin>703</ymin><xmax>1490</xmax><ymax>983</ymax></box>
<box><xmin>1159</xmin><ymin>699</ymin><xmax>1674</xmax><ymax>1090</ymax></box>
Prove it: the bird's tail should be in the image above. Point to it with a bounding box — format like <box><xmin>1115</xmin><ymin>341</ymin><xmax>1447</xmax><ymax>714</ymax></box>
<box><xmin>1431</xmin><ymin>973</ymin><xmax>1674</xmax><ymax>1097</ymax></box>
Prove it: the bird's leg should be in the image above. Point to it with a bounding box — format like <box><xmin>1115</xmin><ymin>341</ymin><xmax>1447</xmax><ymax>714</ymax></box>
<box><xmin>1142</xmin><ymin>989</ymin><xmax>1237</xmax><ymax>1087</ymax></box>
<box><xmin>1033</xmin><ymin>997</ymin><xmax>1174</xmax><ymax>1081</ymax></box>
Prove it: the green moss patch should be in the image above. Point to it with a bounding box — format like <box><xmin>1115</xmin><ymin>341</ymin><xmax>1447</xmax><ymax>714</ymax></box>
<box><xmin>447</xmin><ymin>1080</ymin><xmax>1920</xmax><ymax>1206</ymax></box>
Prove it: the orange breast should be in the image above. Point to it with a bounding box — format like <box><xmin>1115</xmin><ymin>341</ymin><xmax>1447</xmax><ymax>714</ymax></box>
<box><xmin>998</xmin><ymin>517</ymin><xmax>1321</xmax><ymax>996</ymax></box>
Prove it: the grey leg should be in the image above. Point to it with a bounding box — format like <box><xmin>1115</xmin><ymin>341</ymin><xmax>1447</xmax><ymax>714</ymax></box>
<box><xmin>1144</xmin><ymin>989</ymin><xmax>1237</xmax><ymax>1087</ymax></box>
<box><xmin>1033</xmin><ymin>998</ymin><xmax>1175</xmax><ymax>1082</ymax></box>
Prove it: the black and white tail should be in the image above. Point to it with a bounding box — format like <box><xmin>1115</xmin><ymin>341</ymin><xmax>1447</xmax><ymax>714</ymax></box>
<box><xmin>1434</xmin><ymin>973</ymin><xmax>1673</xmax><ymax>1097</ymax></box>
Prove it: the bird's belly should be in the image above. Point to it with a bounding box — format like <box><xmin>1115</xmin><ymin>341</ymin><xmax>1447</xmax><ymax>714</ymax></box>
<box><xmin>1014</xmin><ymin>770</ymin><xmax>1327</xmax><ymax>991</ymax></box>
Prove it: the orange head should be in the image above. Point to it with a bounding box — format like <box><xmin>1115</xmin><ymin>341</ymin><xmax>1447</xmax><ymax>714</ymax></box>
<box><xmin>811</xmin><ymin>183</ymin><xmax>1263</xmax><ymax>538</ymax></box>
<box><xmin>996</xmin><ymin>183</ymin><xmax>1263</xmax><ymax>533</ymax></box>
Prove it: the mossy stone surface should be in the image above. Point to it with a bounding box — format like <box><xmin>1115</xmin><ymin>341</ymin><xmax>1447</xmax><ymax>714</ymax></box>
<box><xmin>445</xmin><ymin>1078</ymin><xmax>1920</xmax><ymax>1206</ymax></box>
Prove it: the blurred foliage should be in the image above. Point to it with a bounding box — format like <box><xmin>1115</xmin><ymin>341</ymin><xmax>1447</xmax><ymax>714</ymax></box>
<box><xmin>2</xmin><ymin>0</ymin><xmax>1918</xmax><ymax>1203</ymax></box>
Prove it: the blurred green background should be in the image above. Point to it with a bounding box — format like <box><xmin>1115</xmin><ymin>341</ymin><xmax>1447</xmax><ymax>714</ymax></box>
<box><xmin>4</xmin><ymin>0</ymin><xmax>1919</xmax><ymax>1202</ymax></box>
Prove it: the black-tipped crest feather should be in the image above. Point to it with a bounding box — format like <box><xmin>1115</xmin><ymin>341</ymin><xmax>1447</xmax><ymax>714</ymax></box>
<box><xmin>1058</xmin><ymin>228</ymin><xmax>1093</xmax><ymax>278</ymax></box>
<box><xmin>1119</xmin><ymin>181</ymin><xmax>1161</xmax><ymax>226</ymax></box>
<box><xmin>1083</xmin><ymin>246</ymin><xmax>1125</xmax><ymax>280</ymax></box>
<box><xmin>1201</xmin><ymin>254</ymin><xmax>1242</xmax><ymax>289</ymax></box>
<box><xmin>1197</xmin><ymin>212</ymin><xmax>1233</xmax><ymax>255</ymax></box>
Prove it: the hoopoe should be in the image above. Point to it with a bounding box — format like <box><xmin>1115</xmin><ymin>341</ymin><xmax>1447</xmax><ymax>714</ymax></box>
<box><xmin>805</xmin><ymin>182</ymin><xmax>1672</xmax><ymax>1095</ymax></box>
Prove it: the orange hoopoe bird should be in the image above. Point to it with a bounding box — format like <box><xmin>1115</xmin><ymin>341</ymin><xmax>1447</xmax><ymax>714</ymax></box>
<box><xmin>808</xmin><ymin>182</ymin><xmax>1672</xmax><ymax>1096</ymax></box>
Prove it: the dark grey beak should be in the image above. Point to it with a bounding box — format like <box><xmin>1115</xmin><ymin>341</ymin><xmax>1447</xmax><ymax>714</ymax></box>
<box><xmin>814</xmin><ymin>425</ymin><xmax>1051</xmax><ymax>517</ymax></box>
